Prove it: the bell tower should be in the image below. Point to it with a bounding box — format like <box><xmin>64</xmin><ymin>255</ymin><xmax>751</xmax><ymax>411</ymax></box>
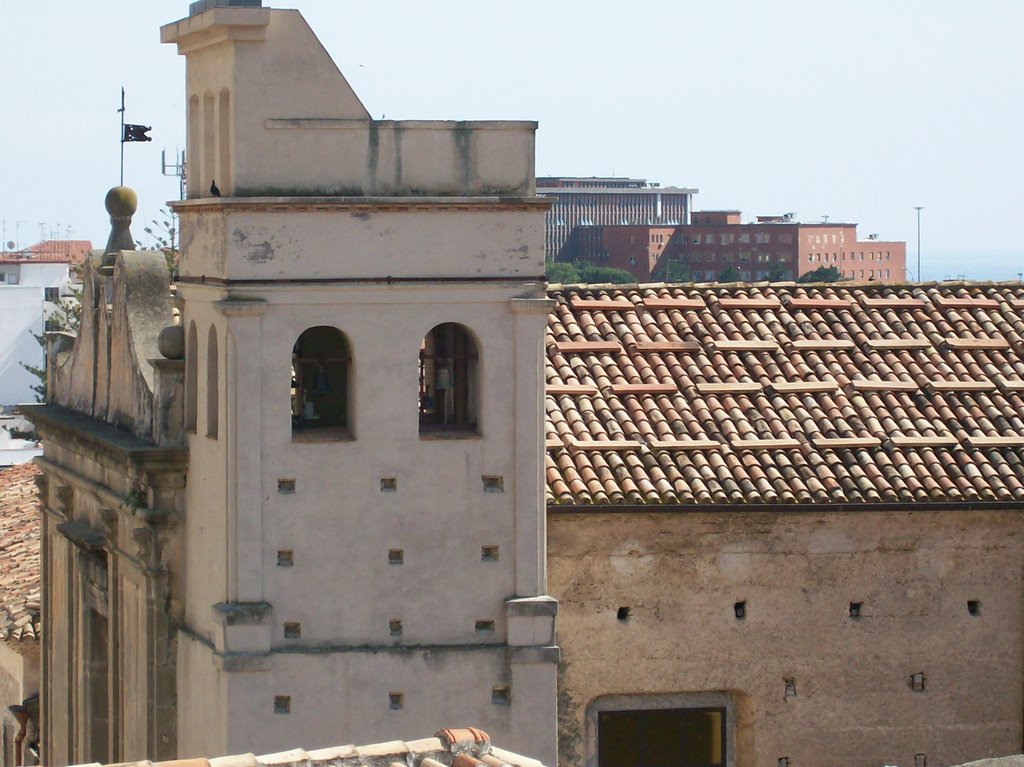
<box><xmin>162</xmin><ymin>2</ymin><xmax>557</xmax><ymax>762</ymax></box>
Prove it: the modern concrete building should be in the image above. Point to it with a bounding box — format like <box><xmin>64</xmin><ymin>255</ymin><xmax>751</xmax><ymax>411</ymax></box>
<box><xmin>537</xmin><ymin>177</ymin><xmax>697</xmax><ymax>261</ymax></box>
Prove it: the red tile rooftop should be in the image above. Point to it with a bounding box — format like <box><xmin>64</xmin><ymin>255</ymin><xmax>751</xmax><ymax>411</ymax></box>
<box><xmin>0</xmin><ymin>463</ymin><xmax>41</xmax><ymax>644</ymax></box>
<box><xmin>67</xmin><ymin>728</ymin><xmax>545</xmax><ymax>767</ymax></box>
<box><xmin>545</xmin><ymin>282</ymin><xmax>1024</xmax><ymax>507</ymax></box>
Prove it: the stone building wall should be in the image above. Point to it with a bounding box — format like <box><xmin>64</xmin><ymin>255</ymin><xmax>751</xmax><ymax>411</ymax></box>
<box><xmin>549</xmin><ymin>508</ymin><xmax>1024</xmax><ymax>767</ymax></box>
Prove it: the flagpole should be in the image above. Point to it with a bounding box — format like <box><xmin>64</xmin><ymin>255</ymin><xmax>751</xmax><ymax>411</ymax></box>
<box><xmin>119</xmin><ymin>87</ymin><xmax>125</xmax><ymax>185</ymax></box>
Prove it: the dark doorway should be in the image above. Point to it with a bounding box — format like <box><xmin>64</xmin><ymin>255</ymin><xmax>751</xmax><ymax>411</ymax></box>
<box><xmin>598</xmin><ymin>707</ymin><xmax>725</xmax><ymax>767</ymax></box>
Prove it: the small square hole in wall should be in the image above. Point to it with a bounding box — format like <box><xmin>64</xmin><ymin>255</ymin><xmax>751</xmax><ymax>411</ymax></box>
<box><xmin>491</xmin><ymin>686</ymin><xmax>511</xmax><ymax>706</ymax></box>
<box><xmin>849</xmin><ymin>601</ymin><xmax>863</xmax><ymax>619</ymax></box>
<box><xmin>277</xmin><ymin>479</ymin><xmax>296</xmax><ymax>494</ymax></box>
<box><xmin>389</xmin><ymin>619</ymin><xmax>403</xmax><ymax>636</ymax></box>
<box><xmin>915</xmin><ymin>754</ymin><xmax>927</xmax><ymax>767</ymax></box>
<box><xmin>482</xmin><ymin>476</ymin><xmax>504</xmax><ymax>493</ymax></box>
<box><xmin>910</xmin><ymin>672</ymin><xmax>926</xmax><ymax>692</ymax></box>
<box><xmin>616</xmin><ymin>606</ymin><xmax>631</xmax><ymax>621</ymax></box>
<box><xmin>388</xmin><ymin>548</ymin><xmax>404</xmax><ymax>565</ymax></box>
<box><xmin>778</xmin><ymin>759</ymin><xmax>790</xmax><ymax>767</ymax></box>
<box><xmin>380</xmin><ymin>477</ymin><xmax>398</xmax><ymax>492</ymax></box>
<box><xmin>274</xmin><ymin>695</ymin><xmax>291</xmax><ymax>714</ymax></box>
<box><xmin>481</xmin><ymin>546</ymin><xmax>499</xmax><ymax>562</ymax></box>
<box><xmin>783</xmin><ymin>678</ymin><xmax>797</xmax><ymax>698</ymax></box>
<box><xmin>277</xmin><ymin>550</ymin><xmax>294</xmax><ymax>567</ymax></box>
<box><xmin>475</xmin><ymin>620</ymin><xmax>496</xmax><ymax>635</ymax></box>
<box><xmin>734</xmin><ymin>601</ymin><xmax>747</xmax><ymax>620</ymax></box>
<box><xmin>283</xmin><ymin>622</ymin><xmax>301</xmax><ymax>639</ymax></box>
<box><xmin>388</xmin><ymin>692</ymin><xmax>403</xmax><ymax>710</ymax></box>
<box><xmin>967</xmin><ymin>599</ymin><xmax>981</xmax><ymax>616</ymax></box>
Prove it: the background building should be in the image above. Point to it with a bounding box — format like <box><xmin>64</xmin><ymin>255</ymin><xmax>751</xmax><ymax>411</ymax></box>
<box><xmin>538</xmin><ymin>177</ymin><xmax>697</xmax><ymax>261</ymax></box>
<box><xmin>557</xmin><ymin>212</ymin><xmax>907</xmax><ymax>284</ymax></box>
<box><xmin>661</xmin><ymin>211</ymin><xmax>906</xmax><ymax>283</ymax></box>
<box><xmin>0</xmin><ymin>241</ymin><xmax>89</xmax><ymax>406</ymax></box>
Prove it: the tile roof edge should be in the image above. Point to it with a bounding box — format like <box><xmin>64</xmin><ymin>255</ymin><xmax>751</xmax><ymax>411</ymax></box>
<box><xmin>547</xmin><ymin>500</ymin><xmax>1024</xmax><ymax>514</ymax></box>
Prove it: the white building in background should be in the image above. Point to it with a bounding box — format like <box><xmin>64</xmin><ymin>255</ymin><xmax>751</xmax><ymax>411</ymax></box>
<box><xmin>0</xmin><ymin>241</ymin><xmax>91</xmax><ymax>407</ymax></box>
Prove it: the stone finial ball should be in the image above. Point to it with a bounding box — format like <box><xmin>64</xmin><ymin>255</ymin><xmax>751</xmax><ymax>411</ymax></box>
<box><xmin>105</xmin><ymin>186</ymin><xmax>138</xmax><ymax>217</ymax></box>
<box><xmin>158</xmin><ymin>325</ymin><xmax>185</xmax><ymax>360</ymax></box>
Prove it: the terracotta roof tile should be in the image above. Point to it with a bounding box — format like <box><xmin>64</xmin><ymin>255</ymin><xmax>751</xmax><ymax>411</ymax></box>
<box><xmin>546</xmin><ymin>283</ymin><xmax>1024</xmax><ymax>506</ymax></box>
<box><xmin>0</xmin><ymin>463</ymin><xmax>41</xmax><ymax>645</ymax></box>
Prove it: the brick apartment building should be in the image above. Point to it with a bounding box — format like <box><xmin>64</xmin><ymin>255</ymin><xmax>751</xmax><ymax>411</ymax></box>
<box><xmin>560</xmin><ymin>211</ymin><xmax>907</xmax><ymax>283</ymax></box>
<box><xmin>537</xmin><ymin>177</ymin><xmax>697</xmax><ymax>260</ymax></box>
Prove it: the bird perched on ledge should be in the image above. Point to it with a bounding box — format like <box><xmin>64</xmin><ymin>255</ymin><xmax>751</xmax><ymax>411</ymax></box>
<box><xmin>210</xmin><ymin>179</ymin><xmax>221</xmax><ymax>197</ymax></box>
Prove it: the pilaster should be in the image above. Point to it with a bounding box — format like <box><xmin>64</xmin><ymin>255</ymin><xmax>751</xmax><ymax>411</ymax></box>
<box><xmin>214</xmin><ymin>298</ymin><xmax>267</xmax><ymax>603</ymax></box>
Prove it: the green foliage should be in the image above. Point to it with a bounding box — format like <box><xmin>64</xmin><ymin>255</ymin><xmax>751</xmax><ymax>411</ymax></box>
<box><xmin>766</xmin><ymin>262</ymin><xmax>790</xmax><ymax>282</ymax></box>
<box><xmin>136</xmin><ymin>208</ymin><xmax>179</xmax><ymax>277</ymax></box>
<box><xmin>796</xmin><ymin>265</ymin><xmax>844</xmax><ymax>283</ymax></box>
<box><xmin>717</xmin><ymin>266</ymin><xmax>741</xmax><ymax>282</ymax></box>
<box><xmin>659</xmin><ymin>259</ymin><xmax>692</xmax><ymax>283</ymax></box>
<box><xmin>20</xmin><ymin>288</ymin><xmax>82</xmax><ymax>402</ymax></box>
<box><xmin>545</xmin><ymin>261</ymin><xmax>637</xmax><ymax>284</ymax></box>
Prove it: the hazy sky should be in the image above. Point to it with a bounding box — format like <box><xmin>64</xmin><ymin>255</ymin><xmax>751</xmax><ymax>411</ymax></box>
<box><xmin>3</xmin><ymin>1</ymin><xmax>1022</xmax><ymax>280</ymax></box>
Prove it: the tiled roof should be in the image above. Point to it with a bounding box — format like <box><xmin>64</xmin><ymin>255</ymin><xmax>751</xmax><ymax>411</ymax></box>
<box><xmin>0</xmin><ymin>240</ymin><xmax>93</xmax><ymax>265</ymax></box>
<box><xmin>69</xmin><ymin>728</ymin><xmax>545</xmax><ymax>767</ymax></box>
<box><xmin>0</xmin><ymin>462</ymin><xmax>41</xmax><ymax>643</ymax></box>
<box><xmin>545</xmin><ymin>282</ymin><xmax>1024</xmax><ymax>507</ymax></box>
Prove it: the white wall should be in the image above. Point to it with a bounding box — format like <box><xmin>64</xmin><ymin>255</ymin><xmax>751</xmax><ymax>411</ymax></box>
<box><xmin>0</xmin><ymin>287</ymin><xmax>45</xmax><ymax>406</ymax></box>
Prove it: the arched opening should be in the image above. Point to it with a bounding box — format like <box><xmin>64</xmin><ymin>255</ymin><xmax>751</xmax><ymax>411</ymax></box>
<box><xmin>206</xmin><ymin>325</ymin><xmax>219</xmax><ymax>439</ymax></box>
<box><xmin>292</xmin><ymin>326</ymin><xmax>351</xmax><ymax>439</ymax></box>
<box><xmin>185</xmin><ymin>321</ymin><xmax>198</xmax><ymax>433</ymax></box>
<box><xmin>419</xmin><ymin>323</ymin><xmax>478</xmax><ymax>434</ymax></box>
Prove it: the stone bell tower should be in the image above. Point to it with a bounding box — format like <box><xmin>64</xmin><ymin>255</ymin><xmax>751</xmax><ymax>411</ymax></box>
<box><xmin>162</xmin><ymin>2</ymin><xmax>557</xmax><ymax>763</ymax></box>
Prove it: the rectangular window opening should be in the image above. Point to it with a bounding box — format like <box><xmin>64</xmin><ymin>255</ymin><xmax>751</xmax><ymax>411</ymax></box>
<box><xmin>482</xmin><ymin>475</ymin><xmax>504</xmax><ymax>493</ymax></box>
<box><xmin>380</xmin><ymin>477</ymin><xmax>398</xmax><ymax>492</ymax></box>
<box><xmin>388</xmin><ymin>548</ymin><xmax>404</xmax><ymax>565</ymax></box>
<box><xmin>389</xmin><ymin>619</ymin><xmax>403</xmax><ymax>636</ymax></box>
<box><xmin>849</xmin><ymin>601</ymin><xmax>863</xmax><ymax>619</ymax></box>
<box><xmin>277</xmin><ymin>550</ymin><xmax>294</xmax><ymax>567</ymax></box>
<box><xmin>283</xmin><ymin>622</ymin><xmax>301</xmax><ymax>639</ymax></box>
<box><xmin>481</xmin><ymin>545</ymin><xmax>500</xmax><ymax>562</ymax></box>
<box><xmin>389</xmin><ymin>692</ymin><xmax>404</xmax><ymax>710</ymax></box>
<box><xmin>277</xmin><ymin>478</ymin><xmax>296</xmax><ymax>494</ymax></box>
<box><xmin>274</xmin><ymin>695</ymin><xmax>291</xmax><ymax>714</ymax></box>
<box><xmin>475</xmin><ymin>620</ymin><xmax>496</xmax><ymax>635</ymax></box>
<box><xmin>598</xmin><ymin>707</ymin><xmax>726</xmax><ymax>767</ymax></box>
<box><xmin>492</xmin><ymin>686</ymin><xmax>511</xmax><ymax>705</ymax></box>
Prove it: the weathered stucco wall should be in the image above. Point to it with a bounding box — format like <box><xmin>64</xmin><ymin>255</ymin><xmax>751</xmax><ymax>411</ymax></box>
<box><xmin>549</xmin><ymin>509</ymin><xmax>1024</xmax><ymax>767</ymax></box>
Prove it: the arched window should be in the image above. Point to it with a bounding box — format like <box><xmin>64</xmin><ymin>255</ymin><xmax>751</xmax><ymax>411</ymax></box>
<box><xmin>419</xmin><ymin>323</ymin><xmax>478</xmax><ymax>434</ymax></box>
<box><xmin>185</xmin><ymin>322</ymin><xmax>198</xmax><ymax>433</ymax></box>
<box><xmin>292</xmin><ymin>326</ymin><xmax>351</xmax><ymax>438</ymax></box>
<box><xmin>206</xmin><ymin>325</ymin><xmax>219</xmax><ymax>439</ymax></box>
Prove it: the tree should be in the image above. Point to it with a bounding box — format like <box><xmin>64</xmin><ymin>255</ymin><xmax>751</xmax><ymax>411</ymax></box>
<box><xmin>766</xmin><ymin>262</ymin><xmax>791</xmax><ymax>282</ymax></box>
<box><xmin>717</xmin><ymin>266</ymin><xmax>741</xmax><ymax>282</ymax></box>
<box><xmin>20</xmin><ymin>287</ymin><xmax>82</xmax><ymax>402</ymax></box>
<box><xmin>545</xmin><ymin>261</ymin><xmax>637</xmax><ymax>285</ymax></box>
<box><xmin>659</xmin><ymin>259</ymin><xmax>692</xmax><ymax>284</ymax></box>
<box><xmin>136</xmin><ymin>208</ymin><xmax>179</xmax><ymax>277</ymax></box>
<box><xmin>545</xmin><ymin>262</ymin><xmax>582</xmax><ymax>284</ymax></box>
<box><xmin>796</xmin><ymin>265</ymin><xmax>843</xmax><ymax>283</ymax></box>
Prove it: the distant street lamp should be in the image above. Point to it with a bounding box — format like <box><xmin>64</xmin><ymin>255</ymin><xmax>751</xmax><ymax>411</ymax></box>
<box><xmin>914</xmin><ymin>206</ymin><xmax>924</xmax><ymax>282</ymax></box>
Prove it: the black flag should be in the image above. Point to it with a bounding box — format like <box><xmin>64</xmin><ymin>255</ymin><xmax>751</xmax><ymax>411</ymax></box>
<box><xmin>123</xmin><ymin>124</ymin><xmax>152</xmax><ymax>142</ymax></box>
